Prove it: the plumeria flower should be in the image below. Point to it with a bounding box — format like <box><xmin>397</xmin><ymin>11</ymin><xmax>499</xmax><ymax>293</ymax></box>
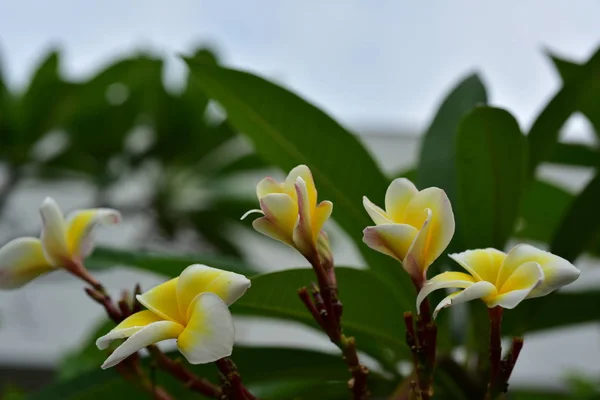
<box><xmin>0</xmin><ymin>197</ymin><xmax>120</xmax><ymax>290</ymax></box>
<box><xmin>242</xmin><ymin>165</ymin><xmax>333</xmax><ymax>257</ymax></box>
<box><xmin>96</xmin><ymin>264</ymin><xmax>250</xmax><ymax>369</ymax></box>
<box><xmin>362</xmin><ymin>178</ymin><xmax>454</xmax><ymax>286</ymax></box>
<box><xmin>417</xmin><ymin>244</ymin><xmax>580</xmax><ymax>318</ymax></box>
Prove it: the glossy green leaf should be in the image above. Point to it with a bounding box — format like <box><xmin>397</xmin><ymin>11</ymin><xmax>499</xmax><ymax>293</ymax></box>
<box><xmin>86</xmin><ymin>247</ymin><xmax>257</xmax><ymax>277</ymax></box>
<box><xmin>550</xmin><ymin>173</ymin><xmax>600</xmax><ymax>262</ymax></box>
<box><xmin>417</xmin><ymin>73</ymin><xmax>487</xmax><ymax>202</ymax></box>
<box><xmin>549</xmin><ymin>52</ymin><xmax>600</xmax><ymax>139</ymax></box>
<box><xmin>504</xmin><ymin>290</ymin><xmax>600</xmax><ymax>336</ymax></box>
<box><xmin>456</xmin><ymin>107</ymin><xmax>527</xmax><ymax>249</ymax></box>
<box><xmin>516</xmin><ymin>179</ymin><xmax>573</xmax><ymax>243</ymax></box>
<box><xmin>33</xmin><ymin>346</ymin><xmax>393</xmax><ymax>400</ymax></box>
<box><xmin>528</xmin><ymin>46</ymin><xmax>600</xmax><ymax>175</ymax></box>
<box><xmin>548</xmin><ymin>143</ymin><xmax>600</xmax><ymax>168</ymax></box>
<box><xmin>233</xmin><ymin>267</ymin><xmax>410</xmax><ymax>369</ymax></box>
<box><xmin>183</xmin><ymin>59</ymin><xmax>412</xmax><ymax>294</ymax></box>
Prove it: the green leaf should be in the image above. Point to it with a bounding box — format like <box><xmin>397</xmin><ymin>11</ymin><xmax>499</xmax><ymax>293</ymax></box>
<box><xmin>456</xmin><ymin>107</ymin><xmax>527</xmax><ymax>249</ymax></box>
<box><xmin>32</xmin><ymin>347</ymin><xmax>393</xmax><ymax>400</ymax></box>
<box><xmin>11</xmin><ymin>50</ymin><xmax>71</xmax><ymax>164</ymax></box>
<box><xmin>417</xmin><ymin>73</ymin><xmax>487</xmax><ymax>201</ymax></box>
<box><xmin>232</xmin><ymin>267</ymin><xmax>410</xmax><ymax>369</ymax></box>
<box><xmin>57</xmin><ymin>320</ymin><xmax>113</xmax><ymax>380</ymax></box>
<box><xmin>549</xmin><ymin>52</ymin><xmax>600</xmax><ymax>139</ymax></box>
<box><xmin>183</xmin><ymin>59</ymin><xmax>412</xmax><ymax>293</ymax></box>
<box><xmin>548</xmin><ymin>143</ymin><xmax>600</xmax><ymax>168</ymax></box>
<box><xmin>550</xmin><ymin>173</ymin><xmax>600</xmax><ymax>262</ymax></box>
<box><xmin>517</xmin><ymin>179</ymin><xmax>573</xmax><ymax>243</ymax></box>
<box><xmin>528</xmin><ymin>46</ymin><xmax>600</xmax><ymax>175</ymax></box>
<box><xmin>504</xmin><ymin>290</ymin><xmax>600</xmax><ymax>336</ymax></box>
<box><xmin>86</xmin><ymin>247</ymin><xmax>257</xmax><ymax>277</ymax></box>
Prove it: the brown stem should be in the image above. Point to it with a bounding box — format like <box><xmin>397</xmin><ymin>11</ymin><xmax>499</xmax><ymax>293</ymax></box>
<box><xmin>341</xmin><ymin>336</ymin><xmax>370</xmax><ymax>400</ymax></box>
<box><xmin>215</xmin><ymin>358</ymin><xmax>256</xmax><ymax>400</ymax></box>
<box><xmin>148</xmin><ymin>345</ymin><xmax>222</xmax><ymax>398</ymax></box>
<box><xmin>300</xmin><ymin>248</ymin><xmax>370</xmax><ymax>399</ymax></box>
<box><xmin>486</xmin><ymin>306</ymin><xmax>504</xmax><ymax>399</ymax></box>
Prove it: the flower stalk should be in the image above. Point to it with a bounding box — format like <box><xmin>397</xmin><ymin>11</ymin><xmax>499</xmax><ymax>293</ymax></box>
<box><xmin>298</xmin><ymin>251</ymin><xmax>369</xmax><ymax>400</ymax></box>
<box><xmin>486</xmin><ymin>307</ymin><xmax>524</xmax><ymax>399</ymax></box>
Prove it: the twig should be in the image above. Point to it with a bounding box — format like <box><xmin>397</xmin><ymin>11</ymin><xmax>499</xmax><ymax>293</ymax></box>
<box><xmin>299</xmin><ymin>250</ymin><xmax>370</xmax><ymax>400</ymax></box>
<box><xmin>215</xmin><ymin>358</ymin><xmax>256</xmax><ymax>400</ymax></box>
<box><xmin>486</xmin><ymin>306</ymin><xmax>504</xmax><ymax>399</ymax></box>
<box><xmin>147</xmin><ymin>345</ymin><xmax>222</xmax><ymax>398</ymax></box>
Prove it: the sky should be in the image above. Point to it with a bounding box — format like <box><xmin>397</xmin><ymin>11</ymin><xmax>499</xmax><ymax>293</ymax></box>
<box><xmin>1</xmin><ymin>1</ymin><xmax>599</xmax><ymax>139</ymax></box>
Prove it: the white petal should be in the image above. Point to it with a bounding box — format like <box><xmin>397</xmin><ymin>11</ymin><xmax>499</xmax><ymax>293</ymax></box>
<box><xmin>65</xmin><ymin>208</ymin><xmax>121</xmax><ymax>259</ymax></box>
<box><xmin>416</xmin><ymin>271</ymin><xmax>477</xmax><ymax>312</ymax></box>
<box><xmin>96</xmin><ymin>310</ymin><xmax>164</xmax><ymax>350</ymax></box>
<box><xmin>498</xmin><ymin>244</ymin><xmax>580</xmax><ymax>298</ymax></box>
<box><xmin>385</xmin><ymin>178</ymin><xmax>418</xmax><ymax>222</ymax></box>
<box><xmin>240</xmin><ymin>209</ymin><xmax>263</xmax><ymax>220</ymax></box>
<box><xmin>101</xmin><ymin>320</ymin><xmax>184</xmax><ymax>369</ymax></box>
<box><xmin>177</xmin><ymin>264</ymin><xmax>251</xmax><ymax>318</ymax></box>
<box><xmin>362</xmin><ymin>196</ymin><xmax>391</xmax><ymax>225</ymax></box>
<box><xmin>177</xmin><ymin>292</ymin><xmax>235</xmax><ymax>364</ymax></box>
<box><xmin>0</xmin><ymin>237</ymin><xmax>53</xmax><ymax>289</ymax></box>
<box><xmin>39</xmin><ymin>197</ymin><xmax>69</xmax><ymax>266</ymax></box>
<box><xmin>433</xmin><ymin>281</ymin><xmax>497</xmax><ymax>319</ymax></box>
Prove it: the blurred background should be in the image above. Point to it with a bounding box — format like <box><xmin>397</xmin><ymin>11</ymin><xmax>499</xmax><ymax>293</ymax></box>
<box><xmin>1</xmin><ymin>1</ymin><xmax>600</xmax><ymax>398</ymax></box>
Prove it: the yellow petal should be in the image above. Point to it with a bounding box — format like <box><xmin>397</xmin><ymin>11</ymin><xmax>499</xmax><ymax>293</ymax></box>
<box><xmin>136</xmin><ymin>278</ymin><xmax>184</xmax><ymax>324</ymax></box>
<box><xmin>490</xmin><ymin>261</ymin><xmax>543</xmax><ymax>309</ymax></box>
<box><xmin>252</xmin><ymin>216</ymin><xmax>295</xmax><ymax>247</ymax></box>
<box><xmin>284</xmin><ymin>165</ymin><xmax>316</xmax><ymax>207</ymax></box>
<box><xmin>312</xmin><ymin>201</ymin><xmax>333</xmax><ymax>240</ymax></box>
<box><xmin>177</xmin><ymin>292</ymin><xmax>234</xmax><ymax>364</ymax></box>
<box><xmin>497</xmin><ymin>244</ymin><xmax>580</xmax><ymax>298</ymax></box>
<box><xmin>432</xmin><ymin>281</ymin><xmax>497</xmax><ymax>319</ymax></box>
<box><xmin>0</xmin><ymin>237</ymin><xmax>53</xmax><ymax>289</ymax></box>
<box><xmin>362</xmin><ymin>196</ymin><xmax>391</xmax><ymax>225</ymax></box>
<box><xmin>403</xmin><ymin>188</ymin><xmax>455</xmax><ymax>271</ymax></box>
<box><xmin>66</xmin><ymin>208</ymin><xmax>121</xmax><ymax>259</ymax></box>
<box><xmin>39</xmin><ymin>197</ymin><xmax>69</xmax><ymax>266</ymax></box>
<box><xmin>176</xmin><ymin>264</ymin><xmax>251</xmax><ymax>318</ymax></box>
<box><xmin>416</xmin><ymin>271</ymin><xmax>477</xmax><ymax>312</ymax></box>
<box><xmin>293</xmin><ymin>177</ymin><xmax>314</xmax><ymax>254</ymax></box>
<box><xmin>449</xmin><ymin>248</ymin><xmax>506</xmax><ymax>284</ymax></box>
<box><xmin>257</xmin><ymin>177</ymin><xmax>284</xmax><ymax>198</ymax></box>
<box><xmin>362</xmin><ymin>224</ymin><xmax>419</xmax><ymax>271</ymax></box>
<box><xmin>385</xmin><ymin>178</ymin><xmax>418</xmax><ymax>222</ymax></box>
<box><xmin>260</xmin><ymin>193</ymin><xmax>298</xmax><ymax>235</ymax></box>
<box><xmin>96</xmin><ymin>310</ymin><xmax>164</xmax><ymax>350</ymax></box>
<box><xmin>101</xmin><ymin>320</ymin><xmax>184</xmax><ymax>369</ymax></box>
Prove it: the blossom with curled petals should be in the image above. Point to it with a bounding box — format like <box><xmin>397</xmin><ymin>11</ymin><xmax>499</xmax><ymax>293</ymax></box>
<box><xmin>0</xmin><ymin>197</ymin><xmax>120</xmax><ymax>289</ymax></box>
<box><xmin>362</xmin><ymin>178</ymin><xmax>454</xmax><ymax>285</ymax></box>
<box><xmin>96</xmin><ymin>264</ymin><xmax>251</xmax><ymax>369</ymax></box>
<box><xmin>417</xmin><ymin>244</ymin><xmax>580</xmax><ymax>318</ymax></box>
<box><xmin>242</xmin><ymin>165</ymin><xmax>333</xmax><ymax>257</ymax></box>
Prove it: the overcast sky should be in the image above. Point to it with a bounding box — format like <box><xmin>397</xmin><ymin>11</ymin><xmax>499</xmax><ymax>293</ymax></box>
<box><xmin>1</xmin><ymin>1</ymin><xmax>599</xmax><ymax>139</ymax></box>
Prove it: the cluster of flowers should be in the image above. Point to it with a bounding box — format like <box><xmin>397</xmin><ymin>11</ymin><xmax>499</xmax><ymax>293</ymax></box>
<box><xmin>0</xmin><ymin>164</ymin><xmax>579</xmax><ymax>372</ymax></box>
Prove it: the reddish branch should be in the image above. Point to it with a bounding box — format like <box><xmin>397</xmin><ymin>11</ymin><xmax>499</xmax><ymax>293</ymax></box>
<box><xmin>403</xmin><ymin>277</ymin><xmax>437</xmax><ymax>400</ymax></box>
<box><xmin>298</xmin><ymin>251</ymin><xmax>369</xmax><ymax>400</ymax></box>
<box><xmin>216</xmin><ymin>358</ymin><xmax>257</xmax><ymax>400</ymax></box>
<box><xmin>147</xmin><ymin>345</ymin><xmax>222</xmax><ymax>398</ymax></box>
<box><xmin>486</xmin><ymin>307</ymin><xmax>524</xmax><ymax>399</ymax></box>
